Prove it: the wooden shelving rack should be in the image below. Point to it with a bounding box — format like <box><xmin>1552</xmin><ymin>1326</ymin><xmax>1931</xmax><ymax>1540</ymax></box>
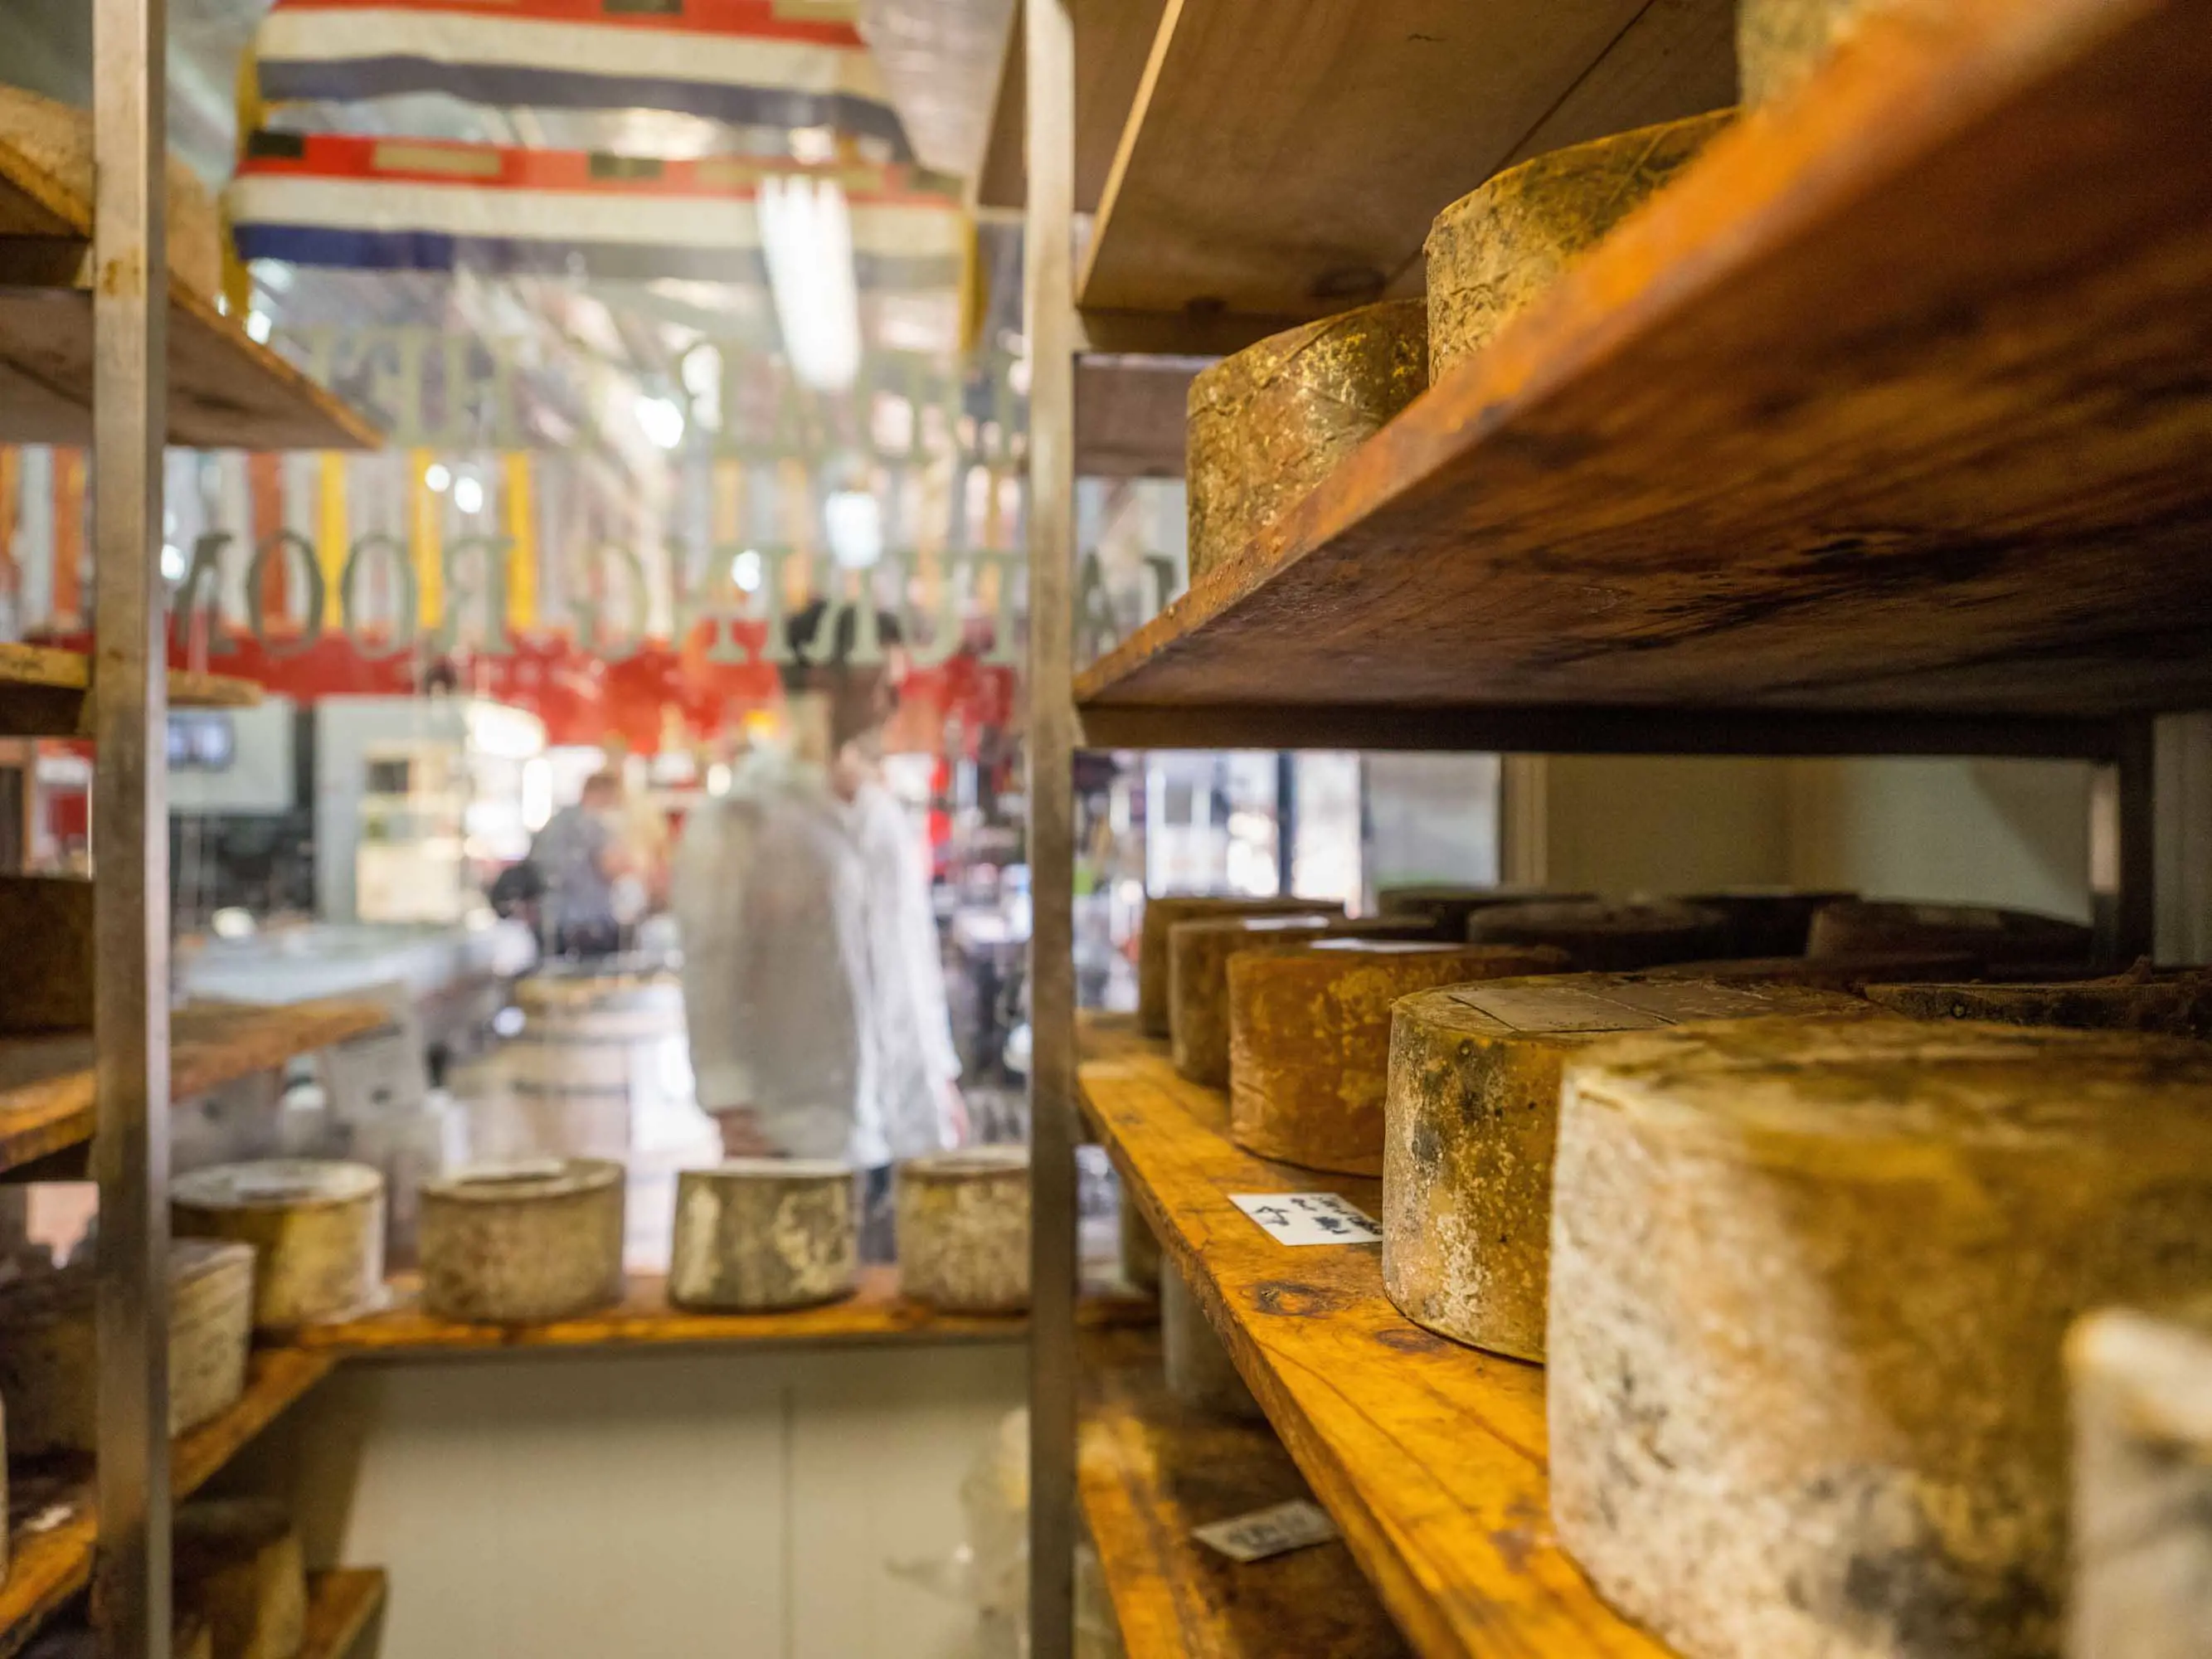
<box><xmin>1013</xmin><ymin>0</ymin><xmax>2212</xmax><ymax>1654</ymax></box>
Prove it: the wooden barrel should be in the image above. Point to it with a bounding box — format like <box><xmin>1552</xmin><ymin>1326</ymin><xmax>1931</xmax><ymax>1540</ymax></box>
<box><xmin>419</xmin><ymin>1158</ymin><xmax>625</xmax><ymax>1323</ymax></box>
<box><xmin>668</xmin><ymin>1160</ymin><xmax>858</xmax><ymax>1311</ymax></box>
<box><xmin>1548</xmin><ymin>1019</ymin><xmax>2212</xmax><ymax>1659</ymax></box>
<box><xmin>1740</xmin><ymin>0</ymin><xmax>1884</xmax><ymax>106</ymax></box>
<box><xmin>2069</xmin><ymin>1299</ymin><xmax>2212</xmax><ymax>1659</ymax></box>
<box><xmin>1161</xmin><ymin>1267</ymin><xmax>1261</xmax><ymax>1420</ymax></box>
<box><xmin>171</xmin><ymin>1160</ymin><xmax>386</xmax><ymax>1329</ymax></box>
<box><xmin>505</xmin><ymin>972</ymin><xmax>688</xmax><ymax>1159</ymax></box>
<box><xmin>1383</xmin><ymin>975</ymin><xmax>1865</xmax><ymax>1359</ymax></box>
<box><xmin>1806</xmin><ymin>898</ymin><xmax>2094</xmax><ymax>969</ymax></box>
<box><xmin>1464</xmin><ymin>898</ymin><xmax>1731</xmax><ymax>971</ymax></box>
<box><xmin>174</xmin><ymin>1499</ymin><xmax>307</xmax><ymax>1659</ymax></box>
<box><xmin>1866</xmin><ymin>969</ymin><xmax>2212</xmax><ymax>1036</ymax></box>
<box><xmin>1226</xmin><ymin>939</ymin><xmax>1569</xmax><ymax>1175</ymax></box>
<box><xmin>1185</xmin><ymin>300</ymin><xmax>1427</xmax><ymax>582</ymax></box>
<box><xmin>1676</xmin><ymin>888</ymin><xmax>1856</xmax><ymax>957</ymax></box>
<box><xmin>0</xmin><ymin>1238</ymin><xmax>252</xmax><ymax>1454</ymax></box>
<box><xmin>897</xmin><ymin>1147</ymin><xmax>1029</xmax><ymax>1314</ymax></box>
<box><xmin>1376</xmin><ymin>884</ymin><xmax>1593</xmax><ymax>937</ymax></box>
<box><xmin>1427</xmin><ymin>112</ymin><xmax>1733</xmax><ymax>382</ymax></box>
<box><xmin>1136</xmin><ymin>897</ymin><xmax>1343</xmax><ymax>1039</ymax></box>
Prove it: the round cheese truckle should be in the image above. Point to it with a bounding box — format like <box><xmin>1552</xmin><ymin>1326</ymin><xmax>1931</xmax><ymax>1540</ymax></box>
<box><xmin>418</xmin><ymin>1158</ymin><xmax>625</xmax><ymax>1323</ymax></box>
<box><xmin>1167</xmin><ymin>913</ymin><xmax>1432</xmax><ymax>1087</ymax></box>
<box><xmin>1227</xmin><ymin>939</ymin><xmax>1568</xmax><ymax>1175</ymax></box>
<box><xmin>171</xmin><ymin>1160</ymin><xmax>386</xmax><ymax>1329</ymax></box>
<box><xmin>1383</xmin><ymin>974</ymin><xmax>1864</xmax><ymax>1360</ymax></box>
<box><xmin>1548</xmin><ymin>1018</ymin><xmax>2212</xmax><ymax>1659</ymax></box>
<box><xmin>1161</xmin><ymin>1265</ymin><xmax>1262</xmax><ymax>1420</ymax></box>
<box><xmin>2068</xmin><ymin>1299</ymin><xmax>2212</xmax><ymax>1659</ymax></box>
<box><xmin>1185</xmin><ymin>300</ymin><xmax>1427</xmax><ymax>583</ymax></box>
<box><xmin>668</xmin><ymin>1160</ymin><xmax>858</xmax><ymax>1311</ymax></box>
<box><xmin>1375</xmin><ymin>884</ymin><xmax>1594</xmax><ymax>937</ymax></box>
<box><xmin>1464</xmin><ymin>897</ymin><xmax>1731</xmax><ymax>971</ymax></box>
<box><xmin>1136</xmin><ymin>896</ymin><xmax>1342</xmax><ymax>1039</ymax></box>
<box><xmin>1675</xmin><ymin>887</ymin><xmax>1855</xmax><ymax>957</ymax></box>
<box><xmin>1806</xmin><ymin>898</ymin><xmax>2093</xmax><ymax>970</ymax></box>
<box><xmin>897</xmin><ymin>1146</ymin><xmax>1030</xmax><ymax>1314</ymax></box>
<box><xmin>1427</xmin><ymin>111</ymin><xmax>1733</xmax><ymax>382</ymax></box>
<box><xmin>1866</xmin><ymin>967</ymin><xmax>2212</xmax><ymax>1037</ymax></box>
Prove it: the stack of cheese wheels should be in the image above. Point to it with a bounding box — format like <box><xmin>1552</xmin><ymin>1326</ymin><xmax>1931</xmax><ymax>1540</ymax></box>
<box><xmin>1867</xmin><ymin>969</ymin><xmax>2212</xmax><ymax>1037</ymax></box>
<box><xmin>1427</xmin><ymin>111</ymin><xmax>1733</xmax><ymax>383</ymax></box>
<box><xmin>1677</xmin><ymin>887</ymin><xmax>1855</xmax><ymax>957</ymax></box>
<box><xmin>897</xmin><ymin>1146</ymin><xmax>1029</xmax><ymax>1313</ymax></box>
<box><xmin>1740</xmin><ymin>0</ymin><xmax>1889</xmax><ymax>106</ymax></box>
<box><xmin>1228</xmin><ymin>939</ymin><xmax>1568</xmax><ymax>1175</ymax></box>
<box><xmin>171</xmin><ymin>1160</ymin><xmax>386</xmax><ymax>1329</ymax></box>
<box><xmin>1383</xmin><ymin>975</ymin><xmax>1864</xmax><ymax>1359</ymax></box>
<box><xmin>1169</xmin><ymin>913</ymin><xmax>1438</xmax><ymax>1087</ymax></box>
<box><xmin>0</xmin><ymin>1238</ymin><xmax>253</xmax><ymax>1453</ymax></box>
<box><xmin>1161</xmin><ymin>1265</ymin><xmax>1261</xmax><ymax>1419</ymax></box>
<box><xmin>1464</xmin><ymin>897</ymin><xmax>1731</xmax><ymax>971</ymax></box>
<box><xmin>1377</xmin><ymin>884</ymin><xmax>1593</xmax><ymax>937</ymax></box>
<box><xmin>418</xmin><ymin>1158</ymin><xmax>625</xmax><ymax>1323</ymax></box>
<box><xmin>2068</xmin><ymin>1299</ymin><xmax>2212</xmax><ymax>1659</ymax></box>
<box><xmin>1548</xmin><ymin>1018</ymin><xmax>2212</xmax><ymax>1659</ymax></box>
<box><xmin>1137</xmin><ymin>897</ymin><xmax>1342</xmax><ymax>1039</ymax></box>
<box><xmin>173</xmin><ymin>1499</ymin><xmax>307</xmax><ymax>1659</ymax></box>
<box><xmin>1185</xmin><ymin>299</ymin><xmax>1427</xmax><ymax>583</ymax></box>
<box><xmin>1806</xmin><ymin>898</ymin><xmax>2093</xmax><ymax>968</ymax></box>
<box><xmin>668</xmin><ymin>1160</ymin><xmax>858</xmax><ymax>1311</ymax></box>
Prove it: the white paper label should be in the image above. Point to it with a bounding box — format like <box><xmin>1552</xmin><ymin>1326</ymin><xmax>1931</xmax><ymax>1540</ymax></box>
<box><xmin>1193</xmin><ymin>1499</ymin><xmax>1341</xmax><ymax>1563</ymax></box>
<box><xmin>1230</xmin><ymin>1191</ymin><xmax>1383</xmax><ymax>1246</ymax></box>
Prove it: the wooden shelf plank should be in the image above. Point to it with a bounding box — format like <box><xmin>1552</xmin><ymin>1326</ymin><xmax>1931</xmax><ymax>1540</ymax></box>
<box><xmin>1077</xmin><ymin>0</ymin><xmax>2212</xmax><ymax>720</ymax></box>
<box><xmin>0</xmin><ymin>1350</ymin><xmax>337</xmax><ymax>1658</ymax></box>
<box><xmin>1078</xmin><ymin>0</ymin><xmax>1733</xmax><ymax>318</ymax></box>
<box><xmin>299</xmin><ymin>1568</ymin><xmax>389</xmax><ymax>1659</ymax></box>
<box><xmin>974</xmin><ymin>0</ymin><xmax>1173</xmax><ymax>214</ymax></box>
<box><xmin>0</xmin><ymin>998</ymin><xmax>393</xmax><ymax>1180</ymax></box>
<box><xmin>1080</xmin><ymin>1323</ymin><xmax>1410</xmax><ymax>1657</ymax></box>
<box><xmin>1077</xmin><ymin>1016</ymin><xmax>1667</xmax><ymax>1659</ymax></box>
<box><xmin>0</xmin><ymin>643</ymin><xmax>260</xmax><ymax>738</ymax></box>
<box><xmin>0</xmin><ymin>133</ymin><xmax>378</xmax><ymax>452</ymax></box>
<box><xmin>295</xmin><ymin>1267</ymin><xmax>1150</xmax><ymax>1357</ymax></box>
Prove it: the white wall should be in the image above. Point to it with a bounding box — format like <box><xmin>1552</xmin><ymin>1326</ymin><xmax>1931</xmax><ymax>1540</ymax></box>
<box><xmin>224</xmin><ymin>1342</ymin><xmax>1028</xmax><ymax>1659</ymax></box>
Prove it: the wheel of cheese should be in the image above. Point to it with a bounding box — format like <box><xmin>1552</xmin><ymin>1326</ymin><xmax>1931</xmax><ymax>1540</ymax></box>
<box><xmin>1807</xmin><ymin>898</ymin><xmax>2094</xmax><ymax>969</ymax></box>
<box><xmin>1547</xmin><ymin>1019</ymin><xmax>2212</xmax><ymax>1659</ymax></box>
<box><xmin>174</xmin><ymin>1498</ymin><xmax>308</xmax><ymax>1659</ymax></box>
<box><xmin>1382</xmin><ymin>975</ymin><xmax>1865</xmax><ymax>1359</ymax></box>
<box><xmin>2068</xmin><ymin>1299</ymin><xmax>2212</xmax><ymax>1659</ymax></box>
<box><xmin>1228</xmin><ymin>940</ymin><xmax>1568</xmax><ymax>1175</ymax></box>
<box><xmin>1740</xmin><ymin>0</ymin><xmax>1894</xmax><ymax>106</ymax></box>
<box><xmin>1676</xmin><ymin>887</ymin><xmax>1855</xmax><ymax>957</ymax></box>
<box><xmin>1866</xmin><ymin>969</ymin><xmax>2212</xmax><ymax>1037</ymax></box>
<box><xmin>1427</xmin><ymin>111</ymin><xmax>1733</xmax><ymax>383</ymax></box>
<box><xmin>0</xmin><ymin>1238</ymin><xmax>252</xmax><ymax>1454</ymax></box>
<box><xmin>897</xmin><ymin>1146</ymin><xmax>1029</xmax><ymax>1314</ymax></box>
<box><xmin>1185</xmin><ymin>299</ymin><xmax>1427</xmax><ymax>582</ymax></box>
<box><xmin>1162</xmin><ymin>1265</ymin><xmax>1262</xmax><ymax>1419</ymax></box>
<box><xmin>1463</xmin><ymin>897</ymin><xmax>1731</xmax><ymax>971</ymax></box>
<box><xmin>1136</xmin><ymin>897</ymin><xmax>1342</xmax><ymax>1039</ymax></box>
<box><xmin>668</xmin><ymin>1159</ymin><xmax>858</xmax><ymax>1311</ymax></box>
<box><xmin>418</xmin><ymin>1158</ymin><xmax>625</xmax><ymax>1323</ymax></box>
<box><xmin>1375</xmin><ymin>884</ymin><xmax>1594</xmax><ymax>937</ymax></box>
<box><xmin>171</xmin><ymin>1160</ymin><xmax>386</xmax><ymax>1329</ymax></box>
<box><xmin>1645</xmin><ymin>949</ymin><xmax>1982</xmax><ymax>990</ymax></box>
<box><xmin>1167</xmin><ymin>913</ymin><xmax>1416</xmax><ymax>1087</ymax></box>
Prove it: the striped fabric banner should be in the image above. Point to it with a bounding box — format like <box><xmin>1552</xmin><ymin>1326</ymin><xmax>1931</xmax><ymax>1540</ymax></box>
<box><xmin>226</xmin><ymin>131</ymin><xmax>965</xmax><ymax>285</ymax></box>
<box><xmin>254</xmin><ymin>0</ymin><xmax>911</xmax><ymax>156</ymax></box>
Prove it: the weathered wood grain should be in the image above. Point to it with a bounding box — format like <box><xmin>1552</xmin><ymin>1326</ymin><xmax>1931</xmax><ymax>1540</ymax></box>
<box><xmin>0</xmin><ymin>643</ymin><xmax>257</xmax><ymax>740</ymax></box>
<box><xmin>0</xmin><ymin>999</ymin><xmax>391</xmax><ymax>1180</ymax></box>
<box><xmin>1077</xmin><ymin>1014</ymin><xmax>1668</xmax><ymax>1659</ymax></box>
<box><xmin>975</xmin><ymin>0</ymin><xmax>1172</xmax><ymax>214</ymax></box>
<box><xmin>0</xmin><ymin>1350</ymin><xmax>335</xmax><ymax>1659</ymax></box>
<box><xmin>1077</xmin><ymin>0</ymin><xmax>2212</xmax><ymax>718</ymax></box>
<box><xmin>1079</xmin><ymin>1323</ymin><xmax>1411</xmax><ymax>1657</ymax></box>
<box><xmin>1081</xmin><ymin>0</ymin><xmax>1733</xmax><ymax>317</ymax></box>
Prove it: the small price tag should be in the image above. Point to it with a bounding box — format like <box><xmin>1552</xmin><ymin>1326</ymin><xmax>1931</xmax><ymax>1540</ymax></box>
<box><xmin>1229</xmin><ymin>1191</ymin><xmax>1383</xmax><ymax>1246</ymax></box>
<box><xmin>1193</xmin><ymin>1499</ymin><xmax>1341</xmax><ymax>1563</ymax></box>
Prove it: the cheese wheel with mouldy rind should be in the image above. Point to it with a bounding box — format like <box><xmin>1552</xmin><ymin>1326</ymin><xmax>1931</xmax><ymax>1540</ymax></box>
<box><xmin>1463</xmin><ymin>896</ymin><xmax>1731</xmax><ymax>971</ymax></box>
<box><xmin>1136</xmin><ymin>896</ymin><xmax>1342</xmax><ymax>1038</ymax></box>
<box><xmin>1548</xmin><ymin>1017</ymin><xmax>2212</xmax><ymax>1659</ymax></box>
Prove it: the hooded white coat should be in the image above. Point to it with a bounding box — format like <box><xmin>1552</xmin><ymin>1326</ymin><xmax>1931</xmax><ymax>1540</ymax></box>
<box><xmin>672</xmin><ymin>752</ymin><xmax>960</xmax><ymax>1168</ymax></box>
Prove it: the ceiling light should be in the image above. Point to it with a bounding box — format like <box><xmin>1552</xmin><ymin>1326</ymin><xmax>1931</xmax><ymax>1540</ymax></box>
<box><xmin>759</xmin><ymin>175</ymin><xmax>860</xmax><ymax>392</ymax></box>
<box><xmin>454</xmin><ymin>475</ymin><xmax>485</xmax><ymax>514</ymax></box>
<box><xmin>824</xmin><ymin>490</ymin><xmax>882</xmax><ymax>569</ymax></box>
<box><xmin>636</xmin><ymin>394</ymin><xmax>687</xmax><ymax>450</ymax></box>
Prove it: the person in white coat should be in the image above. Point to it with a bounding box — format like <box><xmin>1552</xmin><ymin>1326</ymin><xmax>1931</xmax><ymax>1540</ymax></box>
<box><xmin>671</xmin><ymin>603</ymin><xmax>963</xmax><ymax>1257</ymax></box>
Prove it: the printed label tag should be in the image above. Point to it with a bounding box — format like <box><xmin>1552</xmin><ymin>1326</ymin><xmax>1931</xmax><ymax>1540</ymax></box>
<box><xmin>1230</xmin><ymin>1191</ymin><xmax>1383</xmax><ymax>1246</ymax></box>
<box><xmin>1193</xmin><ymin>1499</ymin><xmax>1341</xmax><ymax>1563</ymax></box>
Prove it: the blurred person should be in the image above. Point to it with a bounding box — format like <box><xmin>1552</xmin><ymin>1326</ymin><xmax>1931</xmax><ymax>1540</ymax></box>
<box><xmin>600</xmin><ymin>732</ymin><xmax>673</xmax><ymax>908</ymax></box>
<box><xmin>671</xmin><ymin>602</ymin><xmax>964</xmax><ymax>1258</ymax></box>
<box><xmin>527</xmin><ymin>770</ymin><xmax>631</xmax><ymax>959</ymax></box>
